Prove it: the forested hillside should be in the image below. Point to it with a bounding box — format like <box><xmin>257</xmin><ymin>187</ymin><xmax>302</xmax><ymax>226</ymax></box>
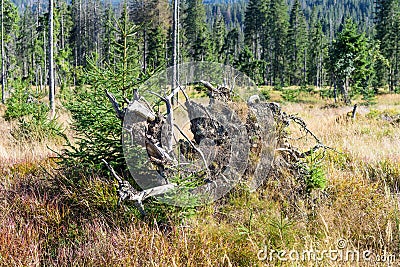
<box><xmin>1</xmin><ymin>0</ymin><xmax>397</xmax><ymax>108</ymax></box>
<box><xmin>205</xmin><ymin>0</ymin><xmax>374</xmax><ymax>33</ymax></box>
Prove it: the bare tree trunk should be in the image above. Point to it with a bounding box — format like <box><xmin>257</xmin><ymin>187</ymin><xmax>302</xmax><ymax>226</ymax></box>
<box><xmin>31</xmin><ymin>23</ymin><xmax>35</xmax><ymax>81</ymax></box>
<box><xmin>122</xmin><ymin>8</ymin><xmax>128</xmax><ymax>99</ymax></box>
<box><xmin>172</xmin><ymin>0</ymin><xmax>179</xmax><ymax>104</ymax></box>
<box><xmin>43</xmin><ymin>29</ymin><xmax>47</xmax><ymax>90</ymax></box>
<box><xmin>316</xmin><ymin>62</ymin><xmax>320</xmax><ymax>89</ymax></box>
<box><xmin>77</xmin><ymin>0</ymin><xmax>82</xmax><ymax>66</ymax></box>
<box><xmin>303</xmin><ymin>48</ymin><xmax>307</xmax><ymax>85</ymax></box>
<box><xmin>143</xmin><ymin>28</ymin><xmax>147</xmax><ymax>72</ymax></box>
<box><xmin>317</xmin><ymin>53</ymin><xmax>322</xmax><ymax>89</ymax></box>
<box><xmin>49</xmin><ymin>0</ymin><xmax>55</xmax><ymax>118</ymax></box>
<box><xmin>1</xmin><ymin>0</ymin><xmax>5</xmax><ymax>104</ymax></box>
<box><xmin>351</xmin><ymin>104</ymin><xmax>357</xmax><ymax>119</ymax></box>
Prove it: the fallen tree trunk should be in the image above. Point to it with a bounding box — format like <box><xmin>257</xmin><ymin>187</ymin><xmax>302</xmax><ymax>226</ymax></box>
<box><xmin>104</xmin><ymin>81</ymin><xmax>331</xmax><ymax>215</ymax></box>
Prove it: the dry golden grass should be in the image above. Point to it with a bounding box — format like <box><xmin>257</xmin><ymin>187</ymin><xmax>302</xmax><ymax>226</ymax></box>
<box><xmin>0</xmin><ymin>103</ymin><xmax>72</xmax><ymax>164</ymax></box>
<box><xmin>285</xmin><ymin>97</ymin><xmax>400</xmax><ymax>161</ymax></box>
<box><xmin>0</xmin><ymin>93</ymin><xmax>400</xmax><ymax>266</ymax></box>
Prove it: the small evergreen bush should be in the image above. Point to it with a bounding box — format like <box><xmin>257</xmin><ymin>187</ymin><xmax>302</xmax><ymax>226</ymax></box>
<box><xmin>61</xmin><ymin>83</ymin><xmax>126</xmax><ymax>172</ymax></box>
<box><xmin>305</xmin><ymin>153</ymin><xmax>327</xmax><ymax>192</ymax></box>
<box><xmin>59</xmin><ymin>6</ymin><xmax>144</xmax><ymax>174</ymax></box>
<box><xmin>260</xmin><ymin>89</ymin><xmax>271</xmax><ymax>100</ymax></box>
<box><xmin>4</xmin><ymin>79</ymin><xmax>63</xmax><ymax>142</ymax></box>
<box><xmin>4</xmin><ymin>79</ymin><xmax>45</xmax><ymax>121</ymax></box>
<box><xmin>281</xmin><ymin>88</ymin><xmax>300</xmax><ymax>102</ymax></box>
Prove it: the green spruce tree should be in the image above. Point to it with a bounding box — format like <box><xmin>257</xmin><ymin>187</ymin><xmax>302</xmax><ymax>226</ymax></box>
<box><xmin>267</xmin><ymin>0</ymin><xmax>289</xmax><ymax>86</ymax></box>
<box><xmin>329</xmin><ymin>18</ymin><xmax>372</xmax><ymax>104</ymax></box>
<box><xmin>287</xmin><ymin>0</ymin><xmax>308</xmax><ymax>86</ymax></box>
<box><xmin>183</xmin><ymin>0</ymin><xmax>211</xmax><ymax>61</ymax></box>
<box><xmin>307</xmin><ymin>12</ymin><xmax>328</xmax><ymax>89</ymax></box>
<box><xmin>375</xmin><ymin>0</ymin><xmax>400</xmax><ymax>91</ymax></box>
<box><xmin>244</xmin><ymin>0</ymin><xmax>268</xmax><ymax>60</ymax></box>
<box><xmin>63</xmin><ymin>0</ymin><xmax>144</xmax><ymax>171</ymax></box>
<box><xmin>211</xmin><ymin>13</ymin><xmax>226</xmax><ymax>63</ymax></box>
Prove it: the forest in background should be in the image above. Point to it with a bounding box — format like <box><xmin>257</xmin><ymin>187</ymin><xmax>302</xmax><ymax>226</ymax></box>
<box><xmin>0</xmin><ymin>0</ymin><xmax>398</xmax><ymax>108</ymax></box>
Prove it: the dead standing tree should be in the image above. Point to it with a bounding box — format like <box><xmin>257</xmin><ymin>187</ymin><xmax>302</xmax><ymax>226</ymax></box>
<box><xmin>103</xmin><ymin>81</ymin><xmax>329</xmax><ymax>215</ymax></box>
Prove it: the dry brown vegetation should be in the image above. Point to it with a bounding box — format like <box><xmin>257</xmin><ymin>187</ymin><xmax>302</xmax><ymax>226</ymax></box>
<box><xmin>1</xmin><ymin>91</ymin><xmax>400</xmax><ymax>266</ymax></box>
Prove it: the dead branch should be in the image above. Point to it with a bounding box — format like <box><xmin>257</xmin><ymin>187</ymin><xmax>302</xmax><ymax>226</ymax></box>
<box><xmin>126</xmin><ymin>100</ymin><xmax>156</xmax><ymax>122</ymax></box>
<box><xmin>102</xmin><ymin>159</ymin><xmax>176</xmax><ymax>216</ymax></box>
<box><xmin>105</xmin><ymin>89</ymin><xmax>125</xmax><ymax>120</ymax></box>
<box><xmin>133</xmin><ymin>88</ymin><xmax>140</xmax><ymax>101</ymax></box>
<box><xmin>173</xmin><ymin>123</ymin><xmax>209</xmax><ymax>174</ymax></box>
<box><xmin>149</xmin><ymin>91</ymin><xmax>174</xmax><ymax>154</ymax></box>
<box><xmin>199</xmin><ymin>80</ymin><xmax>217</xmax><ymax>92</ymax></box>
<box><xmin>287</xmin><ymin>115</ymin><xmax>321</xmax><ymax>144</ymax></box>
<box><xmin>145</xmin><ymin>139</ymin><xmax>174</xmax><ymax>163</ymax></box>
<box><xmin>177</xmin><ymin>83</ymin><xmax>189</xmax><ymax>101</ymax></box>
<box><xmin>351</xmin><ymin>104</ymin><xmax>357</xmax><ymax>119</ymax></box>
<box><xmin>199</xmin><ymin>80</ymin><xmax>231</xmax><ymax>101</ymax></box>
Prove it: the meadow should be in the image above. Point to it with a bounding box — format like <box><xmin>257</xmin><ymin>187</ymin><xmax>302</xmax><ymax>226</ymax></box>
<box><xmin>0</xmin><ymin>89</ymin><xmax>400</xmax><ymax>266</ymax></box>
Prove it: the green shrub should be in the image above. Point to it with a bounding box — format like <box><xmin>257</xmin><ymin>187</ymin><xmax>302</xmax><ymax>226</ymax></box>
<box><xmin>300</xmin><ymin>84</ymin><xmax>314</xmax><ymax>93</ymax></box>
<box><xmin>260</xmin><ymin>89</ymin><xmax>271</xmax><ymax>100</ymax></box>
<box><xmin>11</xmin><ymin>108</ymin><xmax>63</xmax><ymax>142</ymax></box>
<box><xmin>319</xmin><ymin>88</ymin><xmax>335</xmax><ymax>99</ymax></box>
<box><xmin>4</xmin><ymin>79</ymin><xmax>63</xmax><ymax>142</ymax></box>
<box><xmin>61</xmin><ymin>84</ymin><xmax>126</xmax><ymax>172</ymax></box>
<box><xmin>4</xmin><ymin>80</ymin><xmax>45</xmax><ymax>121</ymax></box>
<box><xmin>305</xmin><ymin>154</ymin><xmax>327</xmax><ymax>192</ymax></box>
<box><xmin>281</xmin><ymin>89</ymin><xmax>300</xmax><ymax>102</ymax></box>
<box><xmin>273</xmin><ymin>83</ymin><xmax>283</xmax><ymax>91</ymax></box>
<box><xmin>306</xmin><ymin>162</ymin><xmax>326</xmax><ymax>192</ymax></box>
<box><xmin>59</xmin><ymin>10</ymin><xmax>144</xmax><ymax>173</ymax></box>
<box><xmin>361</xmin><ymin>87</ymin><xmax>377</xmax><ymax>106</ymax></box>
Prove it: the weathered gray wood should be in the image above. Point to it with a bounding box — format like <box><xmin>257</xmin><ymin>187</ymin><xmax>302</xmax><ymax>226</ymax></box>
<box><xmin>199</xmin><ymin>80</ymin><xmax>217</xmax><ymax>92</ymax></box>
<box><xmin>48</xmin><ymin>0</ymin><xmax>55</xmax><ymax>118</ymax></box>
<box><xmin>351</xmin><ymin>104</ymin><xmax>357</xmax><ymax>119</ymax></box>
<box><xmin>127</xmin><ymin>100</ymin><xmax>156</xmax><ymax>121</ymax></box>
<box><xmin>102</xmin><ymin>159</ymin><xmax>176</xmax><ymax>216</ymax></box>
<box><xmin>105</xmin><ymin>89</ymin><xmax>125</xmax><ymax>120</ymax></box>
<box><xmin>105</xmin><ymin>89</ymin><xmax>156</xmax><ymax>122</ymax></box>
<box><xmin>174</xmin><ymin>123</ymin><xmax>209</xmax><ymax>174</ymax></box>
<box><xmin>103</xmin><ymin>79</ymin><xmax>330</xmax><ymax>213</ymax></box>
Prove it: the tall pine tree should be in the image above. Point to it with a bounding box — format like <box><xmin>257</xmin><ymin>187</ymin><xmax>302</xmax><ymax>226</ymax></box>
<box><xmin>267</xmin><ymin>0</ymin><xmax>289</xmax><ymax>86</ymax></box>
<box><xmin>287</xmin><ymin>0</ymin><xmax>308</xmax><ymax>85</ymax></box>
<box><xmin>183</xmin><ymin>0</ymin><xmax>211</xmax><ymax>61</ymax></box>
<box><xmin>244</xmin><ymin>0</ymin><xmax>268</xmax><ymax>60</ymax></box>
<box><xmin>375</xmin><ymin>0</ymin><xmax>400</xmax><ymax>91</ymax></box>
<box><xmin>329</xmin><ymin>18</ymin><xmax>371</xmax><ymax>104</ymax></box>
<box><xmin>211</xmin><ymin>12</ymin><xmax>226</xmax><ymax>62</ymax></box>
<box><xmin>308</xmin><ymin>10</ymin><xmax>327</xmax><ymax>89</ymax></box>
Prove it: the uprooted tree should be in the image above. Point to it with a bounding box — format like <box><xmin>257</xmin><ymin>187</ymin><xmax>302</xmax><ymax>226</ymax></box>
<box><xmin>102</xmin><ymin>76</ymin><xmax>330</xmax><ymax>216</ymax></box>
